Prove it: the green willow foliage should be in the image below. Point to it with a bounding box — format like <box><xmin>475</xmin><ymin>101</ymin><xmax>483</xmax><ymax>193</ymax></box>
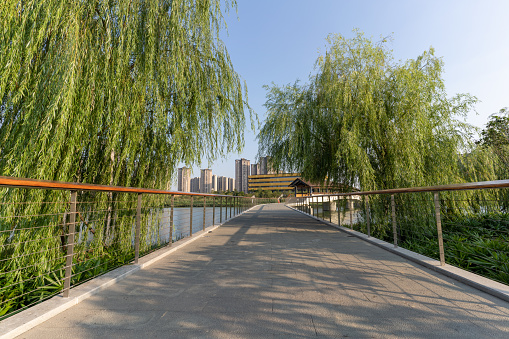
<box><xmin>0</xmin><ymin>0</ymin><xmax>249</xmax><ymax>189</ymax></box>
<box><xmin>477</xmin><ymin>108</ymin><xmax>509</xmax><ymax>177</ymax></box>
<box><xmin>258</xmin><ymin>32</ymin><xmax>477</xmax><ymax>191</ymax></box>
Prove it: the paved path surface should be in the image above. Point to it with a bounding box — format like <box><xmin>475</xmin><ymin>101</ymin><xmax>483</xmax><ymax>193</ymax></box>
<box><xmin>18</xmin><ymin>204</ymin><xmax>509</xmax><ymax>338</ymax></box>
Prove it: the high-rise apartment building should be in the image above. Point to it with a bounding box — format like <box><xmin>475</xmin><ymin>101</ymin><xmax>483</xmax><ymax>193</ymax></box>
<box><xmin>177</xmin><ymin>167</ymin><xmax>191</xmax><ymax>192</ymax></box>
<box><xmin>212</xmin><ymin>175</ymin><xmax>217</xmax><ymax>192</ymax></box>
<box><xmin>217</xmin><ymin>176</ymin><xmax>223</xmax><ymax>191</ymax></box>
<box><xmin>235</xmin><ymin>158</ymin><xmax>250</xmax><ymax>193</ymax></box>
<box><xmin>217</xmin><ymin>176</ymin><xmax>230</xmax><ymax>192</ymax></box>
<box><xmin>259</xmin><ymin>156</ymin><xmax>275</xmax><ymax>175</ymax></box>
<box><xmin>228</xmin><ymin>178</ymin><xmax>235</xmax><ymax>192</ymax></box>
<box><xmin>190</xmin><ymin>177</ymin><xmax>200</xmax><ymax>193</ymax></box>
<box><xmin>251</xmin><ymin>163</ymin><xmax>260</xmax><ymax>176</ymax></box>
<box><xmin>200</xmin><ymin>169</ymin><xmax>213</xmax><ymax>193</ymax></box>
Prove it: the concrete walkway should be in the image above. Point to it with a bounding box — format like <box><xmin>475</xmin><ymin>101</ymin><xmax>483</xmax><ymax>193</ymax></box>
<box><xmin>17</xmin><ymin>204</ymin><xmax>509</xmax><ymax>338</ymax></box>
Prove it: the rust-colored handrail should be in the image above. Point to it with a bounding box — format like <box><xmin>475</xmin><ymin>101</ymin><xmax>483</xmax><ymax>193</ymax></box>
<box><xmin>314</xmin><ymin>179</ymin><xmax>509</xmax><ymax>197</ymax></box>
<box><xmin>0</xmin><ymin>176</ymin><xmax>235</xmax><ymax>198</ymax></box>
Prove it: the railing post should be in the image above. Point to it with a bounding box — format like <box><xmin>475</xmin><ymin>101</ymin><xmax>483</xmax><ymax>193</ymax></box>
<box><xmin>135</xmin><ymin>193</ymin><xmax>142</xmax><ymax>263</ymax></box>
<box><xmin>321</xmin><ymin>195</ymin><xmax>324</xmax><ymax>220</ymax></box>
<box><xmin>434</xmin><ymin>192</ymin><xmax>446</xmax><ymax>266</ymax></box>
<box><xmin>337</xmin><ymin>195</ymin><xmax>341</xmax><ymax>226</ymax></box>
<box><xmin>329</xmin><ymin>196</ymin><xmax>332</xmax><ymax>223</ymax></box>
<box><xmin>323</xmin><ymin>195</ymin><xmax>325</xmax><ymax>220</ymax></box>
<box><xmin>203</xmin><ymin>196</ymin><xmax>206</xmax><ymax>231</ymax></box>
<box><xmin>212</xmin><ymin>197</ymin><xmax>216</xmax><ymax>226</ymax></box>
<box><xmin>220</xmin><ymin>197</ymin><xmax>223</xmax><ymax>223</ymax></box>
<box><xmin>190</xmin><ymin>196</ymin><xmax>193</xmax><ymax>236</ymax></box>
<box><xmin>366</xmin><ymin>196</ymin><xmax>371</xmax><ymax>237</ymax></box>
<box><xmin>229</xmin><ymin>197</ymin><xmax>232</xmax><ymax>219</ymax></box>
<box><xmin>391</xmin><ymin>194</ymin><xmax>398</xmax><ymax>248</ymax></box>
<box><xmin>169</xmin><ymin>195</ymin><xmax>174</xmax><ymax>245</ymax></box>
<box><xmin>349</xmin><ymin>198</ymin><xmax>353</xmax><ymax>230</ymax></box>
<box><xmin>63</xmin><ymin>190</ymin><xmax>77</xmax><ymax>298</ymax></box>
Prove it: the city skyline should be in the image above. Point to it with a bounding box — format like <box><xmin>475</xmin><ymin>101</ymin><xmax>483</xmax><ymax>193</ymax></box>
<box><xmin>178</xmin><ymin>166</ymin><xmax>235</xmax><ymax>193</ymax></box>
<box><xmin>177</xmin><ymin>156</ymin><xmax>273</xmax><ymax>193</ymax></box>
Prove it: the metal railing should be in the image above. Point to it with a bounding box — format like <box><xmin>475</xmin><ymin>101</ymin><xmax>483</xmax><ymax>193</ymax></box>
<box><xmin>288</xmin><ymin>180</ymin><xmax>509</xmax><ymax>286</ymax></box>
<box><xmin>0</xmin><ymin>176</ymin><xmax>276</xmax><ymax>320</ymax></box>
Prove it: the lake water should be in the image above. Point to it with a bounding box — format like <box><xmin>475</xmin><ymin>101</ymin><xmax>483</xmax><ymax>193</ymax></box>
<box><xmin>150</xmin><ymin>207</ymin><xmax>234</xmax><ymax>244</ymax></box>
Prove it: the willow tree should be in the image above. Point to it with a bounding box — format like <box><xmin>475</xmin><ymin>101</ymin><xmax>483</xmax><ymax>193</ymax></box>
<box><xmin>0</xmin><ymin>0</ymin><xmax>249</xmax><ymax>189</ymax></box>
<box><xmin>0</xmin><ymin>1</ymin><xmax>252</xmax><ymax>315</ymax></box>
<box><xmin>258</xmin><ymin>31</ymin><xmax>476</xmax><ymax>192</ymax></box>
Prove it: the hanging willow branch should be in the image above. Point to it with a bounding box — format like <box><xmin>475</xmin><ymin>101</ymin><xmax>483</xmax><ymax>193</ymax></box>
<box><xmin>0</xmin><ymin>0</ymin><xmax>249</xmax><ymax>189</ymax></box>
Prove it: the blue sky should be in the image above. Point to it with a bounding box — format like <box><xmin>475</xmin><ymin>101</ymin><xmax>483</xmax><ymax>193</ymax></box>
<box><xmin>179</xmin><ymin>0</ymin><xmax>509</xmax><ymax>183</ymax></box>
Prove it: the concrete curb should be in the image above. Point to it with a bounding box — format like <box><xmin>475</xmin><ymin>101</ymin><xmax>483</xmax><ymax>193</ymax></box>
<box><xmin>286</xmin><ymin>205</ymin><xmax>509</xmax><ymax>303</ymax></box>
<box><xmin>0</xmin><ymin>206</ymin><xmax>256</xmax><ymax>339</ymax></box>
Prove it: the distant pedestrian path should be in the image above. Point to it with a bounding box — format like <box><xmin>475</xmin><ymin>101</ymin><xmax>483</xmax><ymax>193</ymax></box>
<box><xmin>18</xmin><ymin>204</ymin><xmax>509</xmax><ymax>338</ymax></box>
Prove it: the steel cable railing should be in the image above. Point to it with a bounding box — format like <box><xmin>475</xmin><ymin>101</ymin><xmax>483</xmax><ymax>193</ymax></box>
<box><xmin>288</xmin><ymin>181</ymin><xmax>509</xmax><ymax>286</ymax></box>
<box><xmin>0</xmin><ymin>176</ymin><xmax>267</xmax><ymax>320</ymax></box>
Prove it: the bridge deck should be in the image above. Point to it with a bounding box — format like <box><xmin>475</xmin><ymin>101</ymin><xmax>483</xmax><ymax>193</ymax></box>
<box><xmin>19</xmin><ymin>204</ymin><xmax>509</xmax><ymax>338</ymax></box>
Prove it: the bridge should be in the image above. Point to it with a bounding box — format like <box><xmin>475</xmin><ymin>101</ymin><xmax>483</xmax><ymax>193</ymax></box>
<box><xmin>1</xmin><ymin>177</ymin><xmax>509</xmax><ymax>338</ymax></box>
<box><xmin>3</xmin><ymin>204</ymin><xmax>509</xmax><ymax>338</ymax></box>
<box><xmin>287</xmin><ymin>194</ymin><xmax>361</xmax><ymax>213</ymax></box>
